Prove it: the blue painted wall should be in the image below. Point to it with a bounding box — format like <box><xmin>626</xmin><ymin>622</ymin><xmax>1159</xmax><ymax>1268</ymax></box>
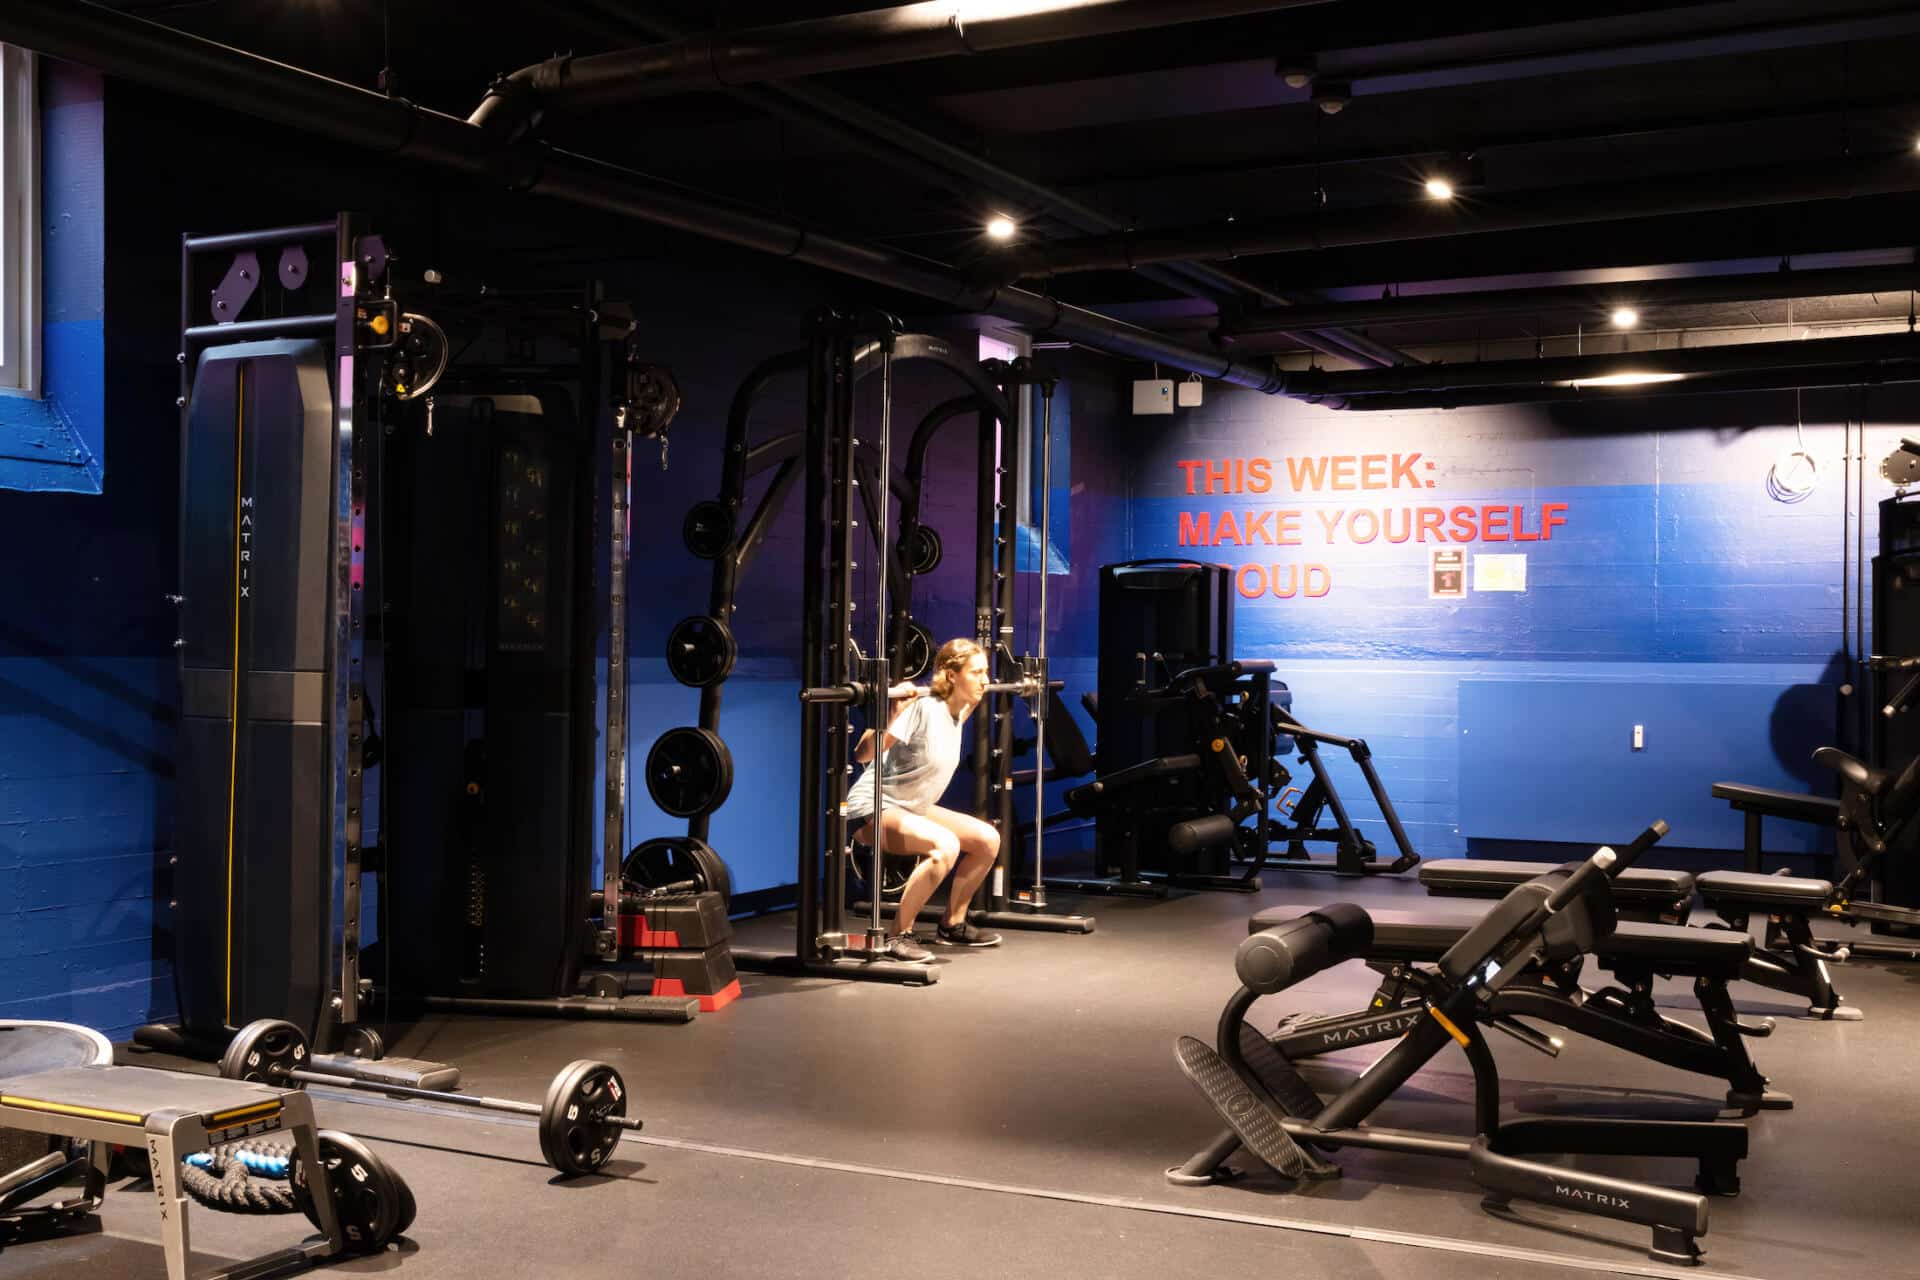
<box><xmin>1114</xmin><ymin>383</ymin><xmax>1901</xmax><ymax>864</ymax></box>
<box><xmin>2</xmin><ymin>65</ymin><xmax>177</xmax><ymax>1035</ymax></box>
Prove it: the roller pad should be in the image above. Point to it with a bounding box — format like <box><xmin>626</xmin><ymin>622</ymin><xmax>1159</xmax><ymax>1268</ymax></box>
<box><xmin>1168</xmin><ymin>814</ymin><xmax>1237</xmax><ymax>854</ymax></box>
<box><xmin>1174</xmin><ymin>1036</ymin><xmax>1331</xmax><ymax>1182</ymax></box>
<box><xmin>1235</xmin><ymin>903</ymin><xmax>1373</xmax><ymax>994</ymax></box>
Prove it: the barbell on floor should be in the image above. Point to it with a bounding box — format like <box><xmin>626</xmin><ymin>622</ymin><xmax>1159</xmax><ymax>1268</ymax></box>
<box><xmin>219</xmin><ymin>1019</ymin><xmax>639</xmax><ymax>1176</ymax></box>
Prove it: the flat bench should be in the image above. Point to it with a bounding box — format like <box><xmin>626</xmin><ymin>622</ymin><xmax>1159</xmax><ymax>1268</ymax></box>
<box><xmin>0</xmin><ymin>1061</ymin><xmax>342</xmax><ymax>1279</ymax></box>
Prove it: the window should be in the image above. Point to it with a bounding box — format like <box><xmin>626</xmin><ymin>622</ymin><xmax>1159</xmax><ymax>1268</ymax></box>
<box><xmin>0</xmin><ymin>43</ymin><xmax>39</xmax><ymax>396</ymax></box>
<box><xmin>0</xmin><ymin>50</ymin><xmax>101</xmax><ymax>495</ymax></box>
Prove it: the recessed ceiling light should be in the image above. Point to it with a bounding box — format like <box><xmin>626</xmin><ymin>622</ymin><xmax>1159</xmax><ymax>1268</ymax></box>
<box><xmin>986</xmin><ymin>215</ymin><xmax>1017</xmax><ymax>240</ymax></box>
<box><xmin>1424</xmin><ymin>178</ymin><xmax>1455</xmax><ymax>200</ymax></box>
<box><xmin>1611</xmin><ymin>307</ymin><xmax>1639</xmax><ymax>328</ymax></box>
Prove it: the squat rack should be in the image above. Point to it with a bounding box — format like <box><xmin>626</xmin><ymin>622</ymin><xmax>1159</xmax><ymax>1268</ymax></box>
<box><xmin>675</xmin><ymin>311</ymin><xmax>1086</xmax><ymax>983</ymax></box>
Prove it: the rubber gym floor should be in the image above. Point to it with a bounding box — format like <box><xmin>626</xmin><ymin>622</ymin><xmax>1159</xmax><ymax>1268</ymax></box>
<box><xmin>6</xmin><ymin>872</ymin><xmax>1919</xmax><ymax>1280</ymax></box>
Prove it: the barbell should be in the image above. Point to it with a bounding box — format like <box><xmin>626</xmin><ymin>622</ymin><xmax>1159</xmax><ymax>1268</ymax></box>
<box><xmin>220</xmin><ymin>1020</ymin><xmax>639</xmax><ymax>1177</ymax></box>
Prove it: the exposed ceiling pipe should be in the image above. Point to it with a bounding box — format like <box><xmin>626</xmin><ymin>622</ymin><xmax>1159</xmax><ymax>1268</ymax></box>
<box><xmin>1305</xmin><ymin>0</ymin><xmax>1920</xmax><ymax>103</ymax></box>
<box><xmin>1281</xmin><ymin>330</ymin><xmax>1920</xmax><ymax>400</ymax></box>
<box><xmin>470</xmin><ymin>0</ymin><xmax>1336</xmax><ymax>138</ymax></box>
<box><xmin>1329</xmin><ymin>361</ymin><xmax>1920</xmax><ymax>410</ymax></box>
<box><xmin>0</xmin><ymin>0</ymin><xmax>1286</xmax><ymax>392</ymax></box>
<box><xmin>590</xmin><ymin>1</ymin><xmax>1413</xmax><ymax>370</ymax></box>
<box><xmin>1220</xmin><ymin>262</ymin><xmax>1920</xmax><ymax>336</ymax></box>
<box><xmin>991</xmin><ymin>152</ymin><xmax>1920</xmax><ymax>280</ymax></box>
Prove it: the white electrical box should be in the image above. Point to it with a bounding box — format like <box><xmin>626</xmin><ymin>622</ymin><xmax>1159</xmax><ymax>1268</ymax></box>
<box><xmin>1177</xmin><ymin>379</ymin><xmax>1204</xmax><ymax>408</ymax></box>
<box><xmin>1132</xmin><ymin>379</ymin><xmax>1174</xmax><ymax>415</ymax></box>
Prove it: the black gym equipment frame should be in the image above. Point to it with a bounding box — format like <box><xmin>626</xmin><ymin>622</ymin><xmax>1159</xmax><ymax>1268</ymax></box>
<box><xmin>693</xmin><ymin>314</ymin><xmax>1087</xmax><ymax>983</ymax></box>
<box><xmin>157</xmin><ymin>216</ymin><xmax>387</xmax><ymax>1055</ymax></box>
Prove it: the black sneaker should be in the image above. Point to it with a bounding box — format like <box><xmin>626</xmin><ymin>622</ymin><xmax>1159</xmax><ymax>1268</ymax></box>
<box><xmin>884</xmin><ymin>932</ymin><xmax>933</xmax><ymax>964</ymax></box>
<box><xmin>935</xmin><ymin>921</ymin><xmax>1002</xmax><ymax>948</ymax></box>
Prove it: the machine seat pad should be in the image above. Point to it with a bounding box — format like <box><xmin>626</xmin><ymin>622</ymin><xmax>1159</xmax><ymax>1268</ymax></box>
<box><xmin>1710</xmin><ymin>782</ymin><xmax>1841</xmax><ymax>826</ymax></box>
<box><xmin>1696</xmin><ymin>869</ymin><xmax>1834</xmax><ymax>909</ymax></box>
<box><xmin>1283</xmin><ymin>914</ymin><xmax>1751</xmax><ymax>978</ymax></box>
<box><xmin>1419</xmin><ymin>859</ymin><xmax>1694</xmax><ymax>907</ymax></box>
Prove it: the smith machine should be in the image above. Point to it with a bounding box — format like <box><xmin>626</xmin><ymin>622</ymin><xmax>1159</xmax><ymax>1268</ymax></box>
<box><xmin>675</xmin><ymin>312</ymin><xmax>1093</xmax><ymax>985</ymax></box>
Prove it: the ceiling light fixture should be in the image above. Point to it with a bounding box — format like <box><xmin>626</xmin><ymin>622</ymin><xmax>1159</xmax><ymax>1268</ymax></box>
<box><xmin>1569</xmin><ymin>372</ymin><xmax>1688</xmax><ymax>388</ymax></box>
<box><xmin>986</xmin><ymin>215</ymin><xmax>1017</xmax><ymax>241</ymax></box>
<box><xmin>1424</xmin><ymin>178</ymin><xmax>1455</xmax><ymax>201</ymax></box>
<box><xmin>1311</xmin><ymin>80</ymin><xmax>1351</xmax><ymax>115</ymax></box>
<box><xmin>1611</xmin><ymin>307</ymin><xmax>1639</xmax><ymax>328</ymax></box>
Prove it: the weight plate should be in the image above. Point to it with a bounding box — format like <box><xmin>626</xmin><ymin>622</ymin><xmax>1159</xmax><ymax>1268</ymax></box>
<box><xmin>538</xmin><ymin>1060</ymin><xmax>630</xmax><ymax>1177</ymax></box>
<box><xmin>645</xmin><ymin>727</ymin><xmax>733</xmax><ymax>818</ymax></box>
<box><xmin>898</xmin><ymin>523</ymin><xmax>942</xmax><ymax>576</ymax></box>
<box><xmin>890</xmin><ymin>620</ymin><xmax>934</xmax><ymax>681</ymax></box>
<box><xmin>622</xmin><ymin>835</ymin><xmax>733</xmax><ymax>907</ymax></box>
<box><xmin>665</xmin><ymin>615</ymin><xmax>737</xmax><ymax>689</ymax></box>
<box><xmin>289</xmin><ymin>1131</ymin><xmax>400</xmax><ymax>1255</ymax></box>
<box><xmin>353</xmin><ymin>1142</ymin><xmax>416</xmax><ymax>1237</ymax></box>
<box><xmin>340</xmin><ymin>1025</ymin><xmax>385</xmax><ymax>1061</ymax></box>
<box><xmin>220</xmin><ymin>1019</ymin><xmax>310</xmax><ymax>1087</ymax></box>
<box><xmin>682</xmin><ymin>500</ymin><xmax>734</xmax><ymax>560</ymax></box>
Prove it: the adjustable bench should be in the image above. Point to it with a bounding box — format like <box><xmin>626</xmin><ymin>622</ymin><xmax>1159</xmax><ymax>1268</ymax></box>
<box><xmin>1420</xmin><ymin>858</ymin><xmax>1855</xmax><ymax>1019</ymax></box>
<box><xmin>1694</xmin><ymin>869</ymin><xmax>1856</xmax><ymax>1020</ymax></box>
<box><xmin>1710</xmin><ymin>781</ymin><xmax>1840</xmax><ymax>874</ymax></box>
<box><xmin>1421</xmin><ymin>860</ymin><xmax>1697</xmax><ymax>924</ymax></box>
<box><xmin>1252</xmin><ymin>904</ymin><xmax>1784</xmax><ymax>1111</ymax></box>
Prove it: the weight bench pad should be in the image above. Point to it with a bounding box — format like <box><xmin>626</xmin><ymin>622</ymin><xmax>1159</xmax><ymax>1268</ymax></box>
<box><xmin>1251</xmin><ymin>912</ymin><xmax>1751</xmax><ymax>980</ymax></box>
<box><xmin>1710</xmin><ymin>782</ymin><xmax>1841</xmax><ymax>827</ymax></box>
<box><xmin>0</xmin><ymin>1064</ymin><xmax>286</xmax><ymax>1127</ymax></box>
<box><xmin>1696</xmin><ymin>869</ymin><xmax>1834</xmax><ymax>910</ymax></box>
<box><xmin>1419</xmin><ymin>859</ymin><xmax>1694</xmax><ymax>908</ymax></box>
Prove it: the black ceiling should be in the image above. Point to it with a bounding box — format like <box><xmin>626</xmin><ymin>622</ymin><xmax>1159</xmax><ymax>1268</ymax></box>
<box><xmin>84</xmin><ymin>0</ymin><xmax>1920</xmax><ymax>366</ymax></box>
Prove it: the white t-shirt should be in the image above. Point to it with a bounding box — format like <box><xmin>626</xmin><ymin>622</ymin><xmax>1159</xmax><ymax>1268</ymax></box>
<box><xmin>843</xmin><ymin>693</ymin><xmax>966</xmax><ymax>824</ymax></box>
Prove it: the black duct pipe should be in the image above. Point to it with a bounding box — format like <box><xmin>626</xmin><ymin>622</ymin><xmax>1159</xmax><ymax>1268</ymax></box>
<box><xmin>588</xmin><ymin>2</ymin><xmax>1410</xmax><ymax>372</ymax></box>
<box><xmin>1221</xmin><ymin>262</ymin><xmax>1920</xmax><ymax>336</ymax></box>
<box><xmin>1328</xmin><ymin>360</ymin><xmax>1920</xmax><ymax>410</ymax></box>
<box><xmin>1281</xmin><ymin>330</ymin><xmax>1920</xmax><ymax>400</ymax></box>
<box><xmin>471</xmin><ymin>0</ymin><xmax>1335</xmax><ymax>132</ymax></box>
<box><xmin>0</xmin><ymin>0</ymin><xmax>1284</xmax><ymax>392</ymax></box>
<box><xmin>992</xmin><ymin>152</ymin><xmax>1920</xmax><ymax>280</ymax></box>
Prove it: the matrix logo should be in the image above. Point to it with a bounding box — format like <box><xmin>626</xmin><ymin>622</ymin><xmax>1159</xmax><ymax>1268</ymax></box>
<box><xmin>1320</xmin><ymin>1011</ymin><xmax>1422</xmax><ymax>1045</ymax></box>
<box><xmin>239</xmin><ymin>496</ymin><xmax>255</xmax><ymax>600</ymax></box>
<box><xmin>1555</xmin><ymin>1183</ymin><xmax>1631</xmax><ymax>1210</ymax></box>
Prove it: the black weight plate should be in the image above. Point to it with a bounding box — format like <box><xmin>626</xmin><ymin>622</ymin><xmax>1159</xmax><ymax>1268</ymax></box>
<box><xmin>645</xmin><ymin>727</ymin><xmax>733</xmax><ymax>818</ymax></box>
<box><xmin>538</xmin><ymin>1061</ymin><xmax>629</xmax><ymax>1177</ymax></box>
<box><xmin>687</xmin><ymin>840</ymin><xmax>733</xmax><ymax>907</ymax></box>
<box><xmin>220</xmin><ymin>1019</ymin><xmax>310</xmax><ymax>1086</ymax></box>
<box><xmin>354</xmin><ymin>1143</ymin><xmax>415</xmax><ymax>1237</ymax></box>
<box><xmin>665</xmin><ymin>615</ymin><xmax>737</xmax><ymax>689</ymax></box>
<box><xmin>623</xmin><ymin>835</ymin><xmax>732</xmax><ymax>907</ymax></box>
<box><xmin>289</xmin><ymin>1131</ymin><xmax>398</xmax><ymax>1255</ymax></box>
<box><xmin>340</xmin><ymin>1025</ymin><xmax>385</xmax><ymax>1061</ymax></box>
<box><xmin>898</xmin><ymin>523</ymin><xmax>942</xmax><ymax>576</ymax></box>
<box><xmin>682</xmin><ymin>500</ymin><xmax>734</xmax><ymax>560</ymax></box>
<box><xmin>890</xmin><ymin>621</ymin><xmax>934</xmax><ymax>681</ymax></box>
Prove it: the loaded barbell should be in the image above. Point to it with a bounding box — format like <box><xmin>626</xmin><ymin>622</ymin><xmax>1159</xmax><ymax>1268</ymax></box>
<box><xmin>220</xmin><ymin>1020</ymin><xmax>639</xmax><ymax>1177</ymax></box>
